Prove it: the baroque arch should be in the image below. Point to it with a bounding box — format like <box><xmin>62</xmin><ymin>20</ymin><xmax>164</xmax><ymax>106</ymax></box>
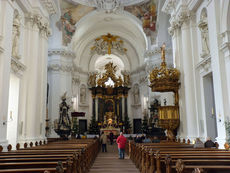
<box><xmin>71</xmin><ymin>10</ymin><xmax>148</xmax><ymax>72</ymax></box>
<box><xmin>220</xmin><ymin>0</ymin><xmax>230</xmax><ymax>33</ymax></box>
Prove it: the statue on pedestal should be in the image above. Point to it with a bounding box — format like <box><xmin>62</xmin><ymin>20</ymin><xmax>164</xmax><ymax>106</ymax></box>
<box><xmin>80</xmin><ymin>85</ymin><xmax>86</xmax><ymax>104</ymax></box>
<box><xmin>54</xmin><ymin>92</ymin><xmax>71</xmax><ymax>139</ymax></box>
<box><xmin>12</xmin><ymin>10</ymin><xmax>21</xmax><ymax>59</ymax></box>
<box><xmin>133</xmin><ymin>84</ymin><xmax>140</xmax><ymax>104</ymax></box>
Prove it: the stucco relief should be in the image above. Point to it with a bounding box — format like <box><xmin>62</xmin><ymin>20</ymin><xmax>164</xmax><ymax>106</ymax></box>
<box><xmin>12</xmin><ymin>10</ymin><xmax>21</xmax><ymax>60</ymax></box>
<box><xmin>48</xmin><ymin>64</ymin><xmax>74</xmax><ymax>72</ymax></box>
<box><xmin>198</xmin><ymin>9</ymin><xmax>210</xmax><ymax>58</ymax></box>
<box><xmin>80</xmin><ymin>84</ymin><xmax>87</xmax><ymax>104</ymax></box>
<box><xmin>133</xmin><ymin>84</ymin><xmax>140</xmax><ymax>105</ymax></box>
<box><xmin>11</xmin><ymin>57</ymin><xmax>26</xmax><ymax>77</ymax></box>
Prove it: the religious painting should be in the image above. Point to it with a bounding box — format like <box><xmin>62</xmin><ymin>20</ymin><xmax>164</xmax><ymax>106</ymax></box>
<box><xmin>125</xmin><ymin>0</ymin><xmax>157</xmax><ymax>38</ymax></box>
<box><xmin>58</xmin><ymin>3</ymin><xmax>95</xmax><ymax>45</ymax></box>
<box><xmin>105</xmin><ymin>99</ymin><xmax>114</xmax><ymax>113</ymax></box>
<box><xmin>59</xmin><ymin>10</ymin><xmax>76</xmax><ymax>45</ymax></box>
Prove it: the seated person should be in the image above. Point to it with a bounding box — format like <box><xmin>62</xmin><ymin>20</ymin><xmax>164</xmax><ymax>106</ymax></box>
<box><xmin>152</xmin><ymin>136</ymin><xmax>160</xmax><ymax>143</ymax></box>
<box><xmin>194</xmin><ymin>138</ymin><xmax>204</xmax><ymax>148</ymax></box>
<box><xmin>77</xmin><ymin>134</ymin><xmax>81</xmax><ymax>139</ymax></box>
<box><xmin>143</xmin><ymin>136</ymin><xmax>151</xmax><ymax>143</ymax></box>
<box><xmin>204</xmin><ymin>137</ymin><xmax>215</xmax><ymax>148</ymax></box>
<box><xmin>128</xmin><ymin>135</ymin><xmax>133</xmax><ymax>140</ymax></box>
<box><xmin>135</xmin><ymin>135</ymin><xmax>142</xmax><ymax>143</ymax></box>
<box><xmin>140</xmin><ymin>134</ymin><xmax>145</xmax><ymax>141</ymax></box>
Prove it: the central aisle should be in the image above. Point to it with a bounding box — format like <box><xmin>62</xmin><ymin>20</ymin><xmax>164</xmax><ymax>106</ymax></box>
<box><xmin>89</xmin><ymin>143</ymin><xmax>140</xmax><ymax>173</ymax></box>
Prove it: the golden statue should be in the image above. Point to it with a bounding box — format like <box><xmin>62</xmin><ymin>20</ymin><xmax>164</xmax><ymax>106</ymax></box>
<box><xmin>88</xmin><ymin>72</ymin><xmax>97</xmax><ymax>87</ymax></box>
<box><xmin>95</xmin><ymin>62</ymin><xmax>125</xmax><ymax>87</ymax></box>
<box><xmin>121</xmin><ymin>70</ymin><xmax>130</xmax><ymax>87</ymax></box>
<box><xmin>161</xmin><ymin>43</ymin><xmax>166</xmax><ymax>63</ymax></box>
<box><xmin>91</xmin><ymin>33</ymin><xmax>127</xmax><ymax>55</ymax></box>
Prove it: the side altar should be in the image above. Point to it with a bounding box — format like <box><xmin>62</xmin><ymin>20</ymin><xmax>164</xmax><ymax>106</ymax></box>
<box><xmin>88</xmin><ymin>62</ymin><xmax>130</xmax><ymax>132</ymax></box>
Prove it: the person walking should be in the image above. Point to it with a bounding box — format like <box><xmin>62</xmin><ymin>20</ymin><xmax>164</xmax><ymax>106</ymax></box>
<box><xmin>100</xmin><ymin>131</ymin><xmax>107</xmax><ymax>152</ymax></box>
<box><xmin>116</xmin><ymin>132</ymin><xmax>127</xmax><ymax>159</ymax></box>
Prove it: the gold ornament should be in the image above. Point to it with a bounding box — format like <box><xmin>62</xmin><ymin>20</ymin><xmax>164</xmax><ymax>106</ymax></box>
<box><xmin>91</xmin><ymin>33</ymin><xmax>127</xmax><ymax>55</ymax></box>
<box><xmin>149</xmin><ymin>43</ymin><xmax>180</xmax><ymax>93</ymax></box>
<box><xmin>149</xmin><ymin>44</ymin><xmax>181</xmax><ymax>141</ymax></box>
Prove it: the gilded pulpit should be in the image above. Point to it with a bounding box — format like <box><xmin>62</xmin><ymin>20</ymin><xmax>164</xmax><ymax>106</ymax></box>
<box><xmin>149</xmin><ymin>44</ymin><xmax>180</xmax><ymax>141</ymax></box>
<box><xmin>88</xmin><ymin>62</ymin><xmax>130</xmax><ymax>131</ymax></box>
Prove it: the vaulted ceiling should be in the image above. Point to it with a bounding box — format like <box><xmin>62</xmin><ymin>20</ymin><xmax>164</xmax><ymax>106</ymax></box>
<box><xmin>59</xmin><ymin>0</ymin><xmax>157</xmax><ymax>72</ymax></box>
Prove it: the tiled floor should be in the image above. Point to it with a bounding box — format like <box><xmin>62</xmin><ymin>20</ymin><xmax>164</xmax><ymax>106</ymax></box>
<box><xmin>89</xmin><ymin>143</ymin><xmax>140</xmax><ymax>173</ymax></box>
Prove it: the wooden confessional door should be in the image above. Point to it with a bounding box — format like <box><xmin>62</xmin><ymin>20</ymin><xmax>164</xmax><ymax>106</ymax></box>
<box><xmin>79</xmin><ymin>120</ymin><xmax>87</xmax><ymax>134</ymax></box>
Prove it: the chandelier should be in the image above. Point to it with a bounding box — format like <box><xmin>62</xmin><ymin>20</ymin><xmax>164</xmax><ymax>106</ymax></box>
<box><xmin>91</xmin><ymin>33</ymin><xmax>127</xmax><ymax>55</ymax></box>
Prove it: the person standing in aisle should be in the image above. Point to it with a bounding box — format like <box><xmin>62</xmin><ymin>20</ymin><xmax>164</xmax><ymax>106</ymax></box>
<box><xmin>100</xmin><ymin>131</ymin><xmax>107</xmax><ymax>152</ymax></box>
<box><xmin>116</xmin><ymin>132</ymin><xmax>127</xmax><ymax>159</ymax></box>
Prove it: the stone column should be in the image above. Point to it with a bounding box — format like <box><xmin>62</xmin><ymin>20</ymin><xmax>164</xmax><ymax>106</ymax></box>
<box><xmin>0</xmin><ymin>0</ymin><xmax>14</xmax><ymax>148</ymax></box>
<box><xmin>207</xmin><ymin>1</ymin><xmax>229</xmax><ymax>147</ymax></box>
<box><xmin>220</xmin><ymin>31</ymin><xmax>230</xmax><ymax>119</ymax></box>
<box><xmin>37</xmin><ymin>22</ymin><xmax>50</xmax><ymax>140</ymax></box>
<box><xmin>48</xmin><ymin>50</ymin><xmax>74</xmax><ymax>138</ymax></box>
<box><xmin>169</xmin><ymin>17</ymin><xmax>188</xmax><ymax>139</ymax></box>
<box><xmin>95</xmin><ymin>97</ymin><xmax>98</xmax><ymax>121</ymax></box>
<box><xmin>124</xmin><ymin>96</ymin><xmax>128</xmax><ymax>117</ymax></box>
<box><xmin>180</xmin><ymin>11</ymin><xmax>198</xmax><ymax>140</ymax></box>
<box><xmin>122</xmin><ymin>96</ymin><xmax>125</xmax><ymax>121</ymax></box>
<box><xmin>20</xmin><ymin>14</ymin><xmax>41</xmax><ymax>143</ymax></box>
<box><xmin>92</xmin><ymin>97</ymin><xmax>96</xmax><ymax>118</ymax></box>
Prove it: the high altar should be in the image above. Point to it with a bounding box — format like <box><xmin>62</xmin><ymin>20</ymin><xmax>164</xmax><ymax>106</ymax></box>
<box><xmin>88</xmin><ymin>62</ymin><xmax>130</xmax><ymax>132</ymax></box>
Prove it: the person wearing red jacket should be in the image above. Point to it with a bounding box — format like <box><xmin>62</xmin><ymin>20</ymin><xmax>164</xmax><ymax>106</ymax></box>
<box><xmin>116</xmin><ymin>132</ymin><xmax>127</xmax><ymax>159</ymax></box>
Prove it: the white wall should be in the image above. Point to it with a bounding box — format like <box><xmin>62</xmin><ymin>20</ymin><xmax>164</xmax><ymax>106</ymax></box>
<box><xmin>7</xmin><ymin>73</ymin><xmax>20</xmax><ymax>150</ymax></box>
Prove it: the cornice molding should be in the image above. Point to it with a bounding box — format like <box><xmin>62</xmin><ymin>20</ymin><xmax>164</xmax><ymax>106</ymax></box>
<box><xmin>220</xmin><ymin>31</ymin><xmax>230</xmax><ymax>54</ymax></box>
<box><xmin>195</xmin><ymin>55</ymin><xmax>211</xmax><ymax>72</ymax></box>
<box><xmin>40</xmin><ymin>0</ymin><xmax>58</xmax><ymax>15</ymax></box>
<box><xmin>48</xmin><ymin>48</ymin><xmax>75</xmax><ymax>58</ymax></box>
<box><xmin>220</xmin><ymin>42</ymin><xmax>230</xmax><ymax>52</ymax></box>
<box><xmin>11</xmin><ymin>57</ymin><xmax>26</xmax><ymax>77</ymax></box>
<box><xmin>168</xmin><ymin>7</ymin><xmax>193</xmax><ymax>35</ymax></box>
<box><xmin>162</xmin><ymin>0</ymin><xmax>180</xmax><ymax>14</ymax></box>
<box><xmin>48</xmin><ymin>64</ymin><xmax>74</xmax><ymax>73</ymax></box>
<box><xmin>68</xmin><ymin>0</ymin><xmax>146</xmax><ymax>7</ymax></box>
<box><xmin>48</xmin><ymin>63</ymin><xmax>88</xmax><ymax>75</ymax></box>
<box><xmin>144</xmin><ymin>47</ymin><xmax>172</xmax><ymax>57</ymax></box>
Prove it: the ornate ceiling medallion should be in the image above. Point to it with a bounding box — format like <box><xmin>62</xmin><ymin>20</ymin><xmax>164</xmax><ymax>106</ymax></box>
<box><xmin>91</xmin><ymin>33</ymin><xmax>127</xmax><ymax>55</ymax></box>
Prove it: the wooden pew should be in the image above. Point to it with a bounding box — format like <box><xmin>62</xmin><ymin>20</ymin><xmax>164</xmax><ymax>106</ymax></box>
<box><xmin>0</xmin><ymin>139</ymin><xmax>99</xmax><ymax>173</ymax></box>
<box><xmin>129</xmin><ymin>141</ymin><xmax>230</xmax><ymax>173</ymax></box>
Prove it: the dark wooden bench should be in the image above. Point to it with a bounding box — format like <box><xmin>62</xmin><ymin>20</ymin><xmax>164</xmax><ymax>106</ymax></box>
<box><xmin>129</xmin><ymin>140</ymin><xmax>230</xmax><ymax>173</ymax></box>
<box><xmin>0</xmin><ymin>139</ymin><xmax>99</xmax><ymax>173</ymax></box>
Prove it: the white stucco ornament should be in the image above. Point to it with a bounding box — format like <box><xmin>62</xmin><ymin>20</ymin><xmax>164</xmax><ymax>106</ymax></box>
<box><xmin>67</xmin><ymin>0</ymin><xmax>146</xmax><ymax>12</ymax></box>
